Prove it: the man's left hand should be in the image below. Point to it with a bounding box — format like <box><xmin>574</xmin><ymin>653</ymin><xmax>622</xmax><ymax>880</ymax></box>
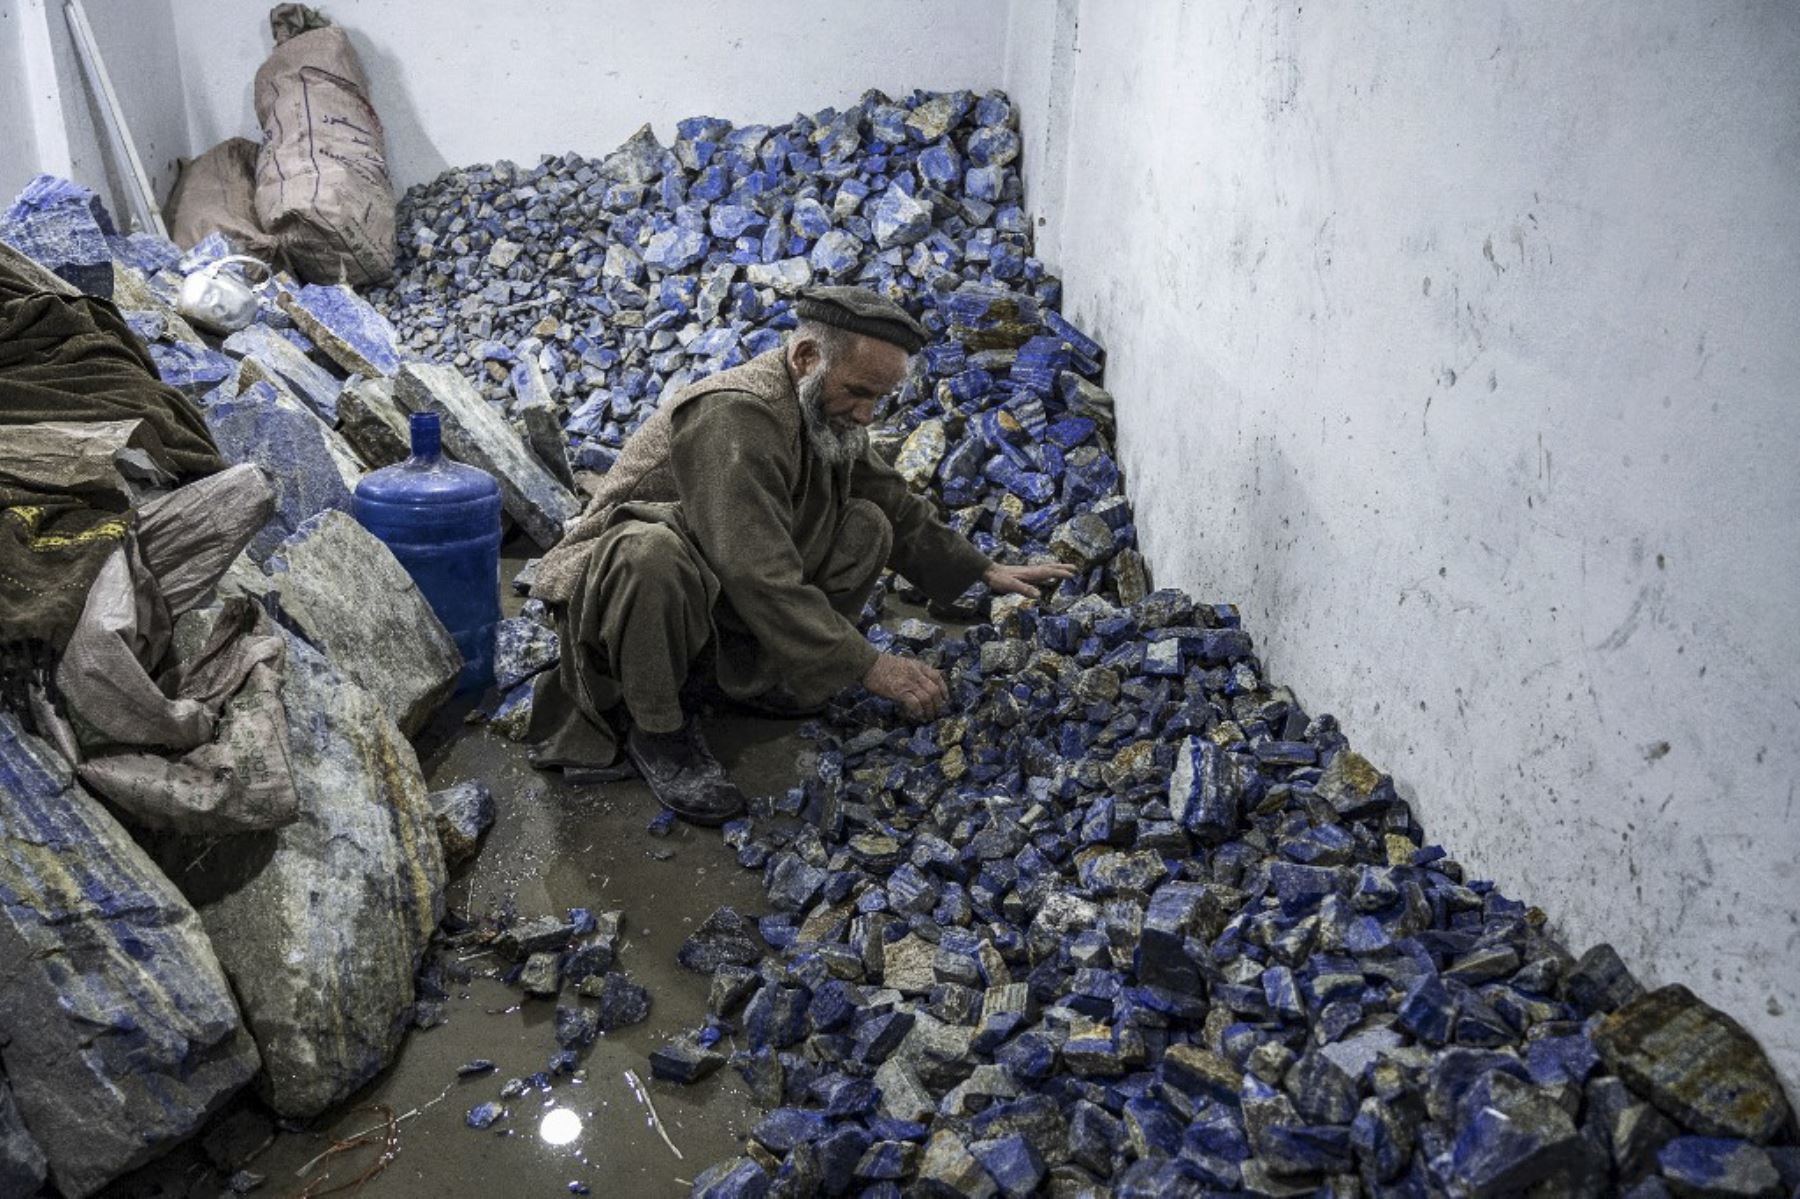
<box><xmin>983</xmin><ymin>560</ymin><xmax>1079</xmax><ymax>600</ymax></box>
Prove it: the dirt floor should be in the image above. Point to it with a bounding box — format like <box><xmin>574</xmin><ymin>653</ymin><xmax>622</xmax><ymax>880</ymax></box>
<box><xmin>103</xmin><ymin>548</ymin><xmax>820</xmax><ymax>1199</ymax></box>
<box><xmin>108</xmin><ymin>705</ymin><xmax>805</xmax><ymax>1199</ymax></box>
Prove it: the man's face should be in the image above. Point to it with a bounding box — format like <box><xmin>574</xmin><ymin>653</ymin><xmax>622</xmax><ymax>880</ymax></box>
<box><xmin>796</xmin><ymin>333</ymin><xmax>909</xmax><ymax>435</ymax></box>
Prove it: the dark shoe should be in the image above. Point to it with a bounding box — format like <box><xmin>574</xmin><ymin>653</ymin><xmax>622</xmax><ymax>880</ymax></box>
<box><xmin>526</xmin><ymin>745</ymin><xmax>636</xmax><ymax>783</ymax></box>
<box><xmin>625</xmin><ymin>722</ymin><xmax>746</xmax><ymax>827</ymax></box>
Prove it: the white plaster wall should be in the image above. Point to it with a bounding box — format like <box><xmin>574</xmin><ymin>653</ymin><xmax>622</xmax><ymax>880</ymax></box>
<box><xmin>1002</xmin><ymin>0</ymin><xmax>1077</xmax><ymax>248</ymax></box>
<box><xmin>0</xmin><ymin>0</ymin><xmax>187</xmax><ymax>221</ymax></box>
<box><xmin>1015</xmin><ymin>1</ymin><xmax>1800</xmax><ymax>1083</ymax></box>
<box><xmin>80</xmin><ymin>0</ymin><xmax>189</xmax><ymax>206</ymax></box>
<box><xmin>166</xmin><ymin>0</ymin><xmax>1012</xmax><ymax>192</ymax></box>
<box><xmin>0</xmin><ymin>2</ymin><xmax>41</xmax><ymax>202</ymax></box>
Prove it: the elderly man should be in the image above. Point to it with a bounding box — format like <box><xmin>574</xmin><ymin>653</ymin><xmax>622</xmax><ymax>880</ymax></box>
<box><xmin>529</xmin><ymin>286</ymin><xmax>1072</xmax><ymax>824</ymax></box>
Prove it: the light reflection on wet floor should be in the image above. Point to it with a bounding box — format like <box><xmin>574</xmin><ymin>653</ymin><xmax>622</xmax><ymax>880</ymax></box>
<box><xmin>113</xmin><ymin>704</ymin><xmax>810</xmax><ymax>1199</ymax></box>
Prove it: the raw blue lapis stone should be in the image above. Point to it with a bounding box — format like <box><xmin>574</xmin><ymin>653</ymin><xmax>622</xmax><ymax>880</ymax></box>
<box><xmin>870</xmin><ymin>185</ymin><xmax>933</xmax><ymax>249</ymax></box>
<box><xmin>1168</xmin><ymin>737</ymin><xmax>1242</xmax><ymax>844</ymax></box>
<box><xmin>709</xmin><ymin>204</ymin><xmax>766</xmax><ymax>240</ymax></box>
<box><xmin>1258</xmin><ymin>1122</ymin><xmax>1354</xmax><ymax>1175</ymax></box>
<box><xmin>150</xmin><ymin>341</ymin><xmax>236</xmax><ymax>398</ymax></box>
<box><xmin>975</xmin><ymin>92</ymin><xmax>1014</xmax><ymax>128</ymax></box>
<box><xmin>1446</xmin><ymin>1079</ymin><xmax>1584</xmax><ymax>1195</ymax></box>
<box><xmin>1525</xmin><ymin>1032</ymin><xmax>1598</xmax><ymax>1087</ymax></box>
<box><xmin>1068</xmin><ymin>1099</ymin><xmax>1124</xmax><ymax>1175</ymax></box>
<box><xmin>789</xmin><ymin>196</ymin><xmax>831</xmax><ymax>237</ymax></box>
<box><xmin>965</xmin><ymin>164</ymin><xmax>1005</xmax><ymax>203</ymax></box>
<box><xmin>969</xmin><ymin>1133</ymin><xmax>1045</xmax><ymax>1199</ymax></box>
<box><xmin>288</xmin><ymin>283</ymin><xmax>403</xmax><ymax>376</ymax></box>
<box><xmin>808</xmin><ymin>229</ymin><xmax>863</xmax><ymax>277</ymax></box>
<box><xmin>919</xmin><ymin>142</ymin><xmax>963</xmax><ymax>188</ymax></box>
<box><xmin>1657</xmin><ymin>1137</ymin><xmax>1782</xmax><ymax>1197</ymax></box>
<box><xmin>0</xmin><ymin>174</ymin><xmax>115</xmax><ymax>296</ymax></box>
<box><xmin>814</xmin><ymin>1125</ymin><xmax>872</xmax><ymax>1194</ymax></box>
<box><xmin>1261</xmin><ymin>965</ymin><xmax>1304</xmax><ymax>1020</ymax></box>
<box><xmin>643</xmin><ymin>224</ymin><xmax>707</xmax><ymax>270</ymax></box>
<box><xmin>690</xmin><ymin>1157</ymin><xmax>769</xmax><ymax>1199</ymax></box>
<box><xmin>750</xmin><ymin>1107</ymin><xmax>830</xmax><ymax>1154</ymax></box>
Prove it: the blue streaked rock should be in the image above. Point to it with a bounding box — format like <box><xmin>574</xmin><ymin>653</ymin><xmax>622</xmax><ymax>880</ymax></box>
<box><xmin>0</xmin><ymin>713</ymin><xmax>259</xmax><ymax>1197</ymax></box>
<box><xmin>1657</xmin><ymin>1136</ymin><xmax>1781</xmax><ymax>1197</ymax></box>
<box><xmin>223</xmin><ymin>322</ymin><xmax>345</xmax><ymax>424</ymax></box>
<box><xmin>278</xmin><ymin>283</ymin><xmax>403</xmax><ymax>378</ymax></box>
<box><xmin>152</xmin><ymin>632</ymin><xmax>445</xmax><ymax>1118</ymax></box>
<box><xmin>0</xmin><ymin>174</ymin><xmax>115</xmax><ymax>296</ymax></box>
<box><xmin>493</xmin><ymin>615</ymin><xmax>560</xmax><ymax>692</ymax></box>
<box><xmin>204</xmin><ymin>379</ymin><xmax>358</xmax><ymax>560</ymax></box>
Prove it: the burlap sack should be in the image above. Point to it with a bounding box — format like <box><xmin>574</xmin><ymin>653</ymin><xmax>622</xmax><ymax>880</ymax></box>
<box><xmin>252</xmin><ymin>24</ymin><xmax>396</xmax><ymax>285</ymax></box>
<box><xmin>55</xmin><ymin>464</ymin><xmax>275</xmax><ymax>751</ymax></box>
<box><xmin>77</xmin><ymin>601</ymin><xmax>298</xmax><ymax>835</ymax></box>
<box><xmin>166</xmin><ymin>138</ymin><xmax>278</xmax><ymax>256</ymax></box>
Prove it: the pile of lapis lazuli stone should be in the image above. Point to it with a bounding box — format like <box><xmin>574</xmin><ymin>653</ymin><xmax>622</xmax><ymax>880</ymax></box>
<box><xmin>371</xmin><ymin>88</ymin><xmax>1144</xmax><ymax>604</ymax></box>
<box><xmin>373</xmin><ymin>90</ymin><xmax>1796</xmax><ymax>1199</ymax></box>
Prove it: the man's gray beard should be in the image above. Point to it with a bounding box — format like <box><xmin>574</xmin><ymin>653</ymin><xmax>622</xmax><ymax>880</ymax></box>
<box><xmin>798</xmin><ymin>371</ymin><xmax>869</xmax><ymax>469</ymax></box>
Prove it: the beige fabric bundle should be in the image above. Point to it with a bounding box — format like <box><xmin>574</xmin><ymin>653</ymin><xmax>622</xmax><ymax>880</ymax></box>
<box><xmin>252</xmin><ymin>23</ymin><xmax>396</xmax><ymax>284</ymax></box>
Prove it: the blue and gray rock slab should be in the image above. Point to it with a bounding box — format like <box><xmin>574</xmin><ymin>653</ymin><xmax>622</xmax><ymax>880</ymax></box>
<box><xmin>152</xmin><ymin>633</ymin><xmax>445</xmax><ymax>1118</ymax></box>
<box><xmin>0</xmin><ymin>174</ymin><xmax>115</xmax><ymax>296</ymax></box>
<box><xmin>577</xmin><ymin>970</ymin><xmax>651</xmax><ymax>1031</ymax></box>
<box><xmin>337</xmin><ymin>375</ymin><xmax>412</xmax><ymax>469</ymax></box>
<box><xmin>277</xmin><ymin>283</ymin><xmax>403</xmax><ymax>378</ymax></box>
<box><xmin>1657</xmin><ymin>1136</ymin><xmax>1784</xmax><ymax>1197</ymax></box>
<box><xmin>691</xmin><ymin>1157</ymin><xmax>769</xmax><ymax>1199</ymax></box>
<box><xmin>205</xmin><ymin>379</ymin><xmax>359</xmax><ymax>560</ymax></box>
<box><xmin>426</xmin><ymin>779</ymin><xmax>495</xmax><ymax>864</ymax></box>
<box><xmin>395</xmin><ymin>362</ymin><xmax>580</xmax><ymax>548</ymax></box>
<box><xmin>1596</xmin><ymin>985</ymin><xmax>1793</xmax><ymax>1144</ymax></box>
<box><xmin>223</xmin><ymin>322</ymin><xmax>346</xmax><ymax>426</ymax></box>
<box><xmin>679</xmin><ymin>906</ymin><xmax>765</xmax><ymax>973</ymax></box>
<box><xmin>493</xmin><ymin>614</ymin><xmax>561</xmax><ymax>692</ymax></box>
<box><xmin>650</xmin><ymin>1034</ymin><xmax>726</xmax><ymax>1085</ymax></box>
<box><xmin>263</xmin><ymin>510</ymin><xmax>463</xmax><ymax>736</ymax></box>
<box><xmin>0</xmin><ymin>713</ymin><xmax>259</xmax><ymax>1197</ymax></box>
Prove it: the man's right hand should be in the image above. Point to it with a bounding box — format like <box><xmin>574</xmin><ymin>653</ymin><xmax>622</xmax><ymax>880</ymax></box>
<box><xmin>863</xmin><ymin>652</ymin><xmax>949</xmax><ymax>721</ymax></box>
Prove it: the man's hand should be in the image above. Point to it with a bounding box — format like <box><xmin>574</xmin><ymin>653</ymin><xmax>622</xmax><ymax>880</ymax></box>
<box><xmin>983</xmin><ymin>560</ymin><xmax>1079</xmax><ymax>600</ymax></box>
<box><xmin>863</xmin><ymin>652</ymin><xmax>949</xmax><ymax>721</ymax></box>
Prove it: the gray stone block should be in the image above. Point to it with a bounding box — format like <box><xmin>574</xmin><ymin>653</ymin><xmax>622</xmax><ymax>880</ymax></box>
<box><xmin>338</xmin><ymin>375</ymin><xmax>412</xmax><ymax>469</ymax></box>
<box><xmin>222</xmin><ymin>323</ymin><xmax>344</xmax><ymax>425</ymax></box>
<box><xmin>264</xmin><ymin>510</ymin><xmax>462</xmax><ymax>736</ymax></box>
<box><xmin>0</xmin><ymin>1076</ymin><xmax>46</xmax><ymax>1198</ymax></box>
<box><xmin>277</xmin><ymin>284</ymin><xmax>403</xmax><ymax>379</ymax></box>
<box><xmin>157</xmin><ymin>633</ymin><xmax>446</xmax><ymax>1118</ymax></box>
<box><xmin>427</xmin><ymin>780</ymin><xmax>494</xmax><ymax>865</ymax></box>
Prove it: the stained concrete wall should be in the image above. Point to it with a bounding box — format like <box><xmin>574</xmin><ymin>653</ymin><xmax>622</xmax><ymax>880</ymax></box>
<box><xmin>164</xmin><ymin>0</ymin><xmax>1011</xmax><ymax>192</ymax></box>
<box><xmin>1009</xmin><ymin>0</ymin><xmax>1800</xmax><ymax>1083</ymax></box>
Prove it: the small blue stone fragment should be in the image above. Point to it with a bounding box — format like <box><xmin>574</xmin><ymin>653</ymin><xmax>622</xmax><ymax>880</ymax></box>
<box><xmin>1657</xmin><ymin>1137</ymin><xmax>1781</xmax><ymax>1196</ymax></box>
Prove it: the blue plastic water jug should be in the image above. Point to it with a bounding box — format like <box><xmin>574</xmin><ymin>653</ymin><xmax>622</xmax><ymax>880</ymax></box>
<box><xmin>353</xmin><ymin>412</ymin><xmax>502</xmax><ymax>694</ymax></box>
